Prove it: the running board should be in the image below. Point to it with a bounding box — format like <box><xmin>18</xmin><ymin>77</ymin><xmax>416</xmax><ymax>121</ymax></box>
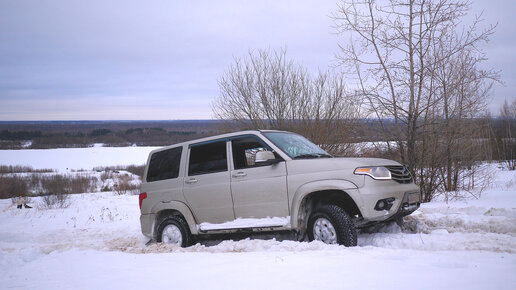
<box><xmin>198</xmin><ymin>225</ymin><xmax>289</xmax><ymax>234</ymax></box>
<box><xmin>198</xmin><ymin>217</ymin><xmax>291</xmax><ymax>233</ymax></box>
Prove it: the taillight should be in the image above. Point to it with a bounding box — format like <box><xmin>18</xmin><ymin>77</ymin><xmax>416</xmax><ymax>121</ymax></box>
<box><xmin>139</xmin><ymin>192</ymin><xmax>147</xmax><ymax>209</ymax></box>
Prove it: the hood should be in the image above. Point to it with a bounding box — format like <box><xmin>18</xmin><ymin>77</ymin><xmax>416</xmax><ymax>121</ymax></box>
<box><xmin>286</xmin><ymin>157</ymin><xmax>402</xmax><ymax>175</ymax></box>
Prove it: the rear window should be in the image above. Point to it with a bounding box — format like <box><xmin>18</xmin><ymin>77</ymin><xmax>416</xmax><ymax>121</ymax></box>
<box><xmin>146</xmin><ymin>147</ymin><xmax>183</xmax><ymax>182</ymax></box>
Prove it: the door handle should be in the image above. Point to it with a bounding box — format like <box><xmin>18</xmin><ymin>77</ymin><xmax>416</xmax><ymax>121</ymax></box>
<box><xmin>185</xmin><ymin>178</ymin><xmax>198</xmax><ymax>184</ymax></box>
<box><xmin>232</xmin><ymin>172</ymin><xmax>247</xmax><ymax>178</ymax></box>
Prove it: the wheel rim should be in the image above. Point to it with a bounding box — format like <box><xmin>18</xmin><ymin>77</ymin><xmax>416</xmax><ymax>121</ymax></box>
<box><xmin>161</xmin><ymin>224</ymin><xmax>183</xmax><ymax>246</ymax></box>
<box><xmin>313</xmin><ymin>217</ymin><xmax>337</xmax><ymax>244</ymax></box>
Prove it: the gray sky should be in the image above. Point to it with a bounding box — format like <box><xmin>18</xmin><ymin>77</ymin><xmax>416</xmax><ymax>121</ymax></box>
<box><xmin>0</xmin><ymin>0</ymin><xmax>514</xmax><ymax>120</ymax></box>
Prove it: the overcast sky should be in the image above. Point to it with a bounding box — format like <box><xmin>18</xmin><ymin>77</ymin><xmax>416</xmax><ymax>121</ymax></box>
<box><xmin>0</xmin><ymin>0</ymin><xmax>514</xmax><ymax>120</ymax></box>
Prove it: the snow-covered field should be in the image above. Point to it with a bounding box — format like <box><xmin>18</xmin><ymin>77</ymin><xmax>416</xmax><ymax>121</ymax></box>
<box><xmin>0</xmin><ymin>147</ymin><xmax>515</xmax><ymax>289</ymax></box>
<box><xmin>0</xmin><ymin>145</ymin><xmax>159</xmax><ymax>171</ymax></box>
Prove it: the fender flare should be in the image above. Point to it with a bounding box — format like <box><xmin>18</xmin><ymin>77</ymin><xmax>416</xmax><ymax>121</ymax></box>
<box><xmin>290</xmin><ymin>179</ymin><xmax>362</xmax><ymax>229</ymax></box>
<box><xmin>152</xmin><ymin>201</ymin><xmax>199</xmax><ymax>235</ymax></box>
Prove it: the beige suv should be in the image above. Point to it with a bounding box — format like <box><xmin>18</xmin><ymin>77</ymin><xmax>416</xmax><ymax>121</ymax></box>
<box><xmin>139</xmin><ymin>130</ymin><xmax>420</xmax><ymax>247</ymax></box>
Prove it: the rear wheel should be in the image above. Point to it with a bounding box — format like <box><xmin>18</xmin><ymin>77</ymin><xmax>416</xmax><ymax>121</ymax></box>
<box><xmin>156</xmin><ymin>216</ymin><xmax>191</xmax><ymax>247</ymax></box>
<box><xmin>307</xmin><ymin>205</ymin><xmax>357</xmax><ymax>247</ymax></box>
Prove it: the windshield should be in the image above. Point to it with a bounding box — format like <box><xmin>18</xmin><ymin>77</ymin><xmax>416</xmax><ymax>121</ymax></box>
<box><xmin>262</xmin><ymin>132</ymin><xmax>332</xmax><ymax>159</ymax></box>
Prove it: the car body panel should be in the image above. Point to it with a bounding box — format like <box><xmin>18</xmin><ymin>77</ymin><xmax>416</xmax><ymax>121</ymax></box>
<box><xmin>230</xmin><ymin>161</ymin><xmax>289</xmax><ymax>219</ymax></box>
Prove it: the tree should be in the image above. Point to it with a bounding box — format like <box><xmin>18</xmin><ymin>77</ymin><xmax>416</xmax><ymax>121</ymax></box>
<box><xmin>333</xmin><ymin>0</ymin><xmax>499</xmax><ymax>201</ymax></box>
<box><xmin>212</xmin><ymin>49</ymin><xmax>362</xmax><ymax>155</ymax></box>
<box><xmin>498</xmin><ymin>99</ymin><xmax>516</xmax><ymax>170</ymax></box>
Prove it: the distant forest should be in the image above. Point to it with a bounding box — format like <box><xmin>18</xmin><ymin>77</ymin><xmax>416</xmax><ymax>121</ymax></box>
<box><xmin>0</xmin><ymin>118</ymin><xmax>512</xmax><ymax>151</ymax></box>
<box><xmin>0</xmin><ymin>119</ymin><xmax>398</xmax><ymax>149</ymax></box>
<box><xmin>0</xmin><ymin>120</ymin><xmax>226</xmax><ymax>149</ymax></box>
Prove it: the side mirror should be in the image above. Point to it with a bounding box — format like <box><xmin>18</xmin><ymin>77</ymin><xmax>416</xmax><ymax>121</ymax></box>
<box><xmin>255</xmin><ymin>151</ymin><xmax>280</xmax><ymax>165</ymax></box>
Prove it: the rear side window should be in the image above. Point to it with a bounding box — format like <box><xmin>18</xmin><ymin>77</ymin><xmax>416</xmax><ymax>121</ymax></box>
<box><xmin>188</xmin><ymin>140</ymin><xmax>227</xmax><ymax>176</ymax></box>
<box><xmin>146</xmin><ymin>147</ymin><xmax>183</xmax><ymax>182</ymax></box>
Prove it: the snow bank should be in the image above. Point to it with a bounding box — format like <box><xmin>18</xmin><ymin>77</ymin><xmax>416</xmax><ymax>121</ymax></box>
<box><xmin>358</xmin><ymin>167</ymin><xmax>516</xmax><ymax>253</ymax></box>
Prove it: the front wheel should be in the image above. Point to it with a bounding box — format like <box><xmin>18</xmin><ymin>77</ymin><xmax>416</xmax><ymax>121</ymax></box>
<box><xmin>156</xmin><ymin>216</ymin><xmax>191</xmax><ymax>247</ymax></box>
<box><xmin>307</xmin><ymin>205</ymin><xmax>357</xmax><ymax>247</ymax></box>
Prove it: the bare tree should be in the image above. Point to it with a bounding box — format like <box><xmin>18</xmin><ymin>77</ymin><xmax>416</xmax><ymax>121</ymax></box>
<box><xmin>498</xmin><ymin>99</ymin><xmax>516</xmax><ymax>170</ymax></box>
<box><xmin>212</xmin><ymin>49</ymin><xmax>362</xmax><ymax>155</ymax></box>
<box><xmin>333</xmin><ymin>0</ymin><xmax>499</xmax><ymax>201</ymax></box>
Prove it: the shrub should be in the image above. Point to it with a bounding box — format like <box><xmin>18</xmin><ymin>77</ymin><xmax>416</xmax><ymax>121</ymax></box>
<box><xmin>39</xmin><ymin>174</ymin><xmax>97</xmax><ymax>195</ymax></box>
<box><xmin>0</xmin><ymin>165</ymin><xmax>54</xmax><ymax>174</ymax></box>
<box><xmin>100</xmin><ymin>171</ymin><xmax>113</xmax><ymax>182</ymax></box>
<box><xmin>125</xmin><ymin>165</ymin><xmax>145</xmax><ymax>179</ymax></box>
<box><xmin>40</xmin><ymin>193</ymin><xmax>70</xmax><ymax>209</ymax></box>
<box><xmin>0</xmin><ymin>175</ymin><xmax>28</xmax><ymax>199</ymax></box>
<box><xmin>114</xmin><ymin>174</ymin><xmax>140</xmax><ymax>195</ymax></box>
<box><xmin>94</xmin><ymin>164</ymin><xmax>145</xmax><ymax>179</ymax></box>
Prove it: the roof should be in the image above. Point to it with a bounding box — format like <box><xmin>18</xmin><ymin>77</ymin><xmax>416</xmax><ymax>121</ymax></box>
<box><xmin>147</xmin><ymin>129</ymin><xmax>292</xmax><ymax>155</ymax></box>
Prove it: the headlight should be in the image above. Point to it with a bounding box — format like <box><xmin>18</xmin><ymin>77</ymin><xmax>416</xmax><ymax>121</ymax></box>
<box><xmin>354</xmin><ymin>166</ymin><xmax>392</xmax><ymax>180</ymax></box>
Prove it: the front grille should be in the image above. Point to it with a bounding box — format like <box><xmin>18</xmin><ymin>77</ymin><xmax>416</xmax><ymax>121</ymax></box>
<box><xmin>386</xmin><ymin>166</ymin><xmax>413</xmax><ymax>184</ymax></box>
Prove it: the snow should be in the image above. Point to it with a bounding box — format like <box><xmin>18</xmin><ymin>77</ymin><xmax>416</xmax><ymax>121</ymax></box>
<box><xmin>0</xmin><ymin>146</ymin><xmax>159</xmax><ymax>171</ymax></box>
<box><xmin>2</xmin><ymin>247</ymin><xmax>513</xmax><ymax>290</ymax></box>
<box><xmin>0</xmin><ymin>157</ymin><xmax>515</xmax><ymax>289</ymax></box>
<box><xmin>199</xmin><ymin>216</ymin><xmax>290</xmax><ymax>231</ymax></box>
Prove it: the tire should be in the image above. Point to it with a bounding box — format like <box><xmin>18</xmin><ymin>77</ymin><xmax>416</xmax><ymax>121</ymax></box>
<box><xmin>156</xmin><ymin>216</ymin><xmax>191</xmax><ymax>247</ymax></box>
<box><xmin>307</xmin><ymin>205</ymin><xmax>357</xmax><ymax>247</ymax></box>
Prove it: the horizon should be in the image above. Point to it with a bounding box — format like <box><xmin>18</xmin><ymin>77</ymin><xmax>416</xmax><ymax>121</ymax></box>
<box><xmin>0</xmin><ymin>116</ymin><xmax>509</xmax><ymax>124</ymax></box>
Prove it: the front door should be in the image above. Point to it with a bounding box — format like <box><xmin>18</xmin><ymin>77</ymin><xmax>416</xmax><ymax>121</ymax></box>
<box><xmin>229</xmin><ymin>135</ymin><xmax>289</xmax><ymax>219</ymax></box>
<box><xmin>183</xmin><ymin>139</ymin><xmax>235</xmax><ymax>224</ymax></box>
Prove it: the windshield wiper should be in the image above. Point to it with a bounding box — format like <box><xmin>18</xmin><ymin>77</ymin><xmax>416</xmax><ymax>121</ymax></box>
<box><xmin>293</xmin><ymin>153</ymin><xmax>333</xmax><ymax>159</ymax></box>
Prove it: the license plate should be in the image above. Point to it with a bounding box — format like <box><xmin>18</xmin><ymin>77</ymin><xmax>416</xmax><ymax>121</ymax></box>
<box><xmin>408</xmin><ymin>192</ymin><xmax>420</xmax><ymax>204</ymax></box>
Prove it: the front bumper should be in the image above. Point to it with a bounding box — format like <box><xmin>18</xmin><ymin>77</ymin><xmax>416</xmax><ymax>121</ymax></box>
<box><xmin>385</xmin><ymin>200</ymin><xmax>420</xmax><ymax>222</ymax></box>
<box><xmin>354</xmin><ymin>178</ymin><xmax>420</xmax><ymax>226</ymax></box>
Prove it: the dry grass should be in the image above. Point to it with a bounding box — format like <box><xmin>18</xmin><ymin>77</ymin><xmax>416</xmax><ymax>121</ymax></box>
<box><xmin>0</xmin><ymin>174</ymin><xmax>99</xmax><ymax>200</ymax></box>
<box><xmin>40</xmin><ymin>193</ymin><xmax>70</xmax><ymax>209</ymax></box>
<box><xmin>114</xmin><ymin>174</ymin><xmax>140</xmax><ymax>195</ymax></box>
<box><xmin>0</xmin><ymin>165</ymin><xmax>54</xmax><ymax>174</ymax></box>
<box><xmin>0</xmin><ymin>175</ymin><xmax>28</xmax><ymax>199</ymax></box>
<box><xmin>94</xmin><ymin>164</ymin><xmax>145</xmax><ymax>179</ymax></box>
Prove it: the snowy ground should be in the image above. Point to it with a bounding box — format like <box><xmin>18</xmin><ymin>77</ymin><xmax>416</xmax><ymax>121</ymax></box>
<box><xmin>0</xmin><ymin>157</ymin><xmax>515</xmax><ymax>289</ymax></box>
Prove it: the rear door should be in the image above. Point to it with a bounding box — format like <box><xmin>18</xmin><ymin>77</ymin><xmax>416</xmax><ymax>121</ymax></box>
<box><xmin>229</xmin><ymin>135</ymin><xmax>289</xmax><ymax>219</ymax></box>
<box><xmin>183</xmin><ymin>139</ymin><xmax>235</xmax><ymax>224</ymax></box>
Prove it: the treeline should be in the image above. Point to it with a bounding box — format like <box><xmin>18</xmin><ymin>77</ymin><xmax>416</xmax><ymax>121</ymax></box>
<box><xmin>1</xmin><ymin>118</ymin><xmax>515</xmax><ymax>151</ymax></box>
<box><xmin>0</xmin><ymin>124</ymin><xmax>222</xmax><ymax>149</ymax></box>
<box><xmin>0</xmin><ymin>130</ymin><xmax>43</xmax><ymax>140</ymax></box>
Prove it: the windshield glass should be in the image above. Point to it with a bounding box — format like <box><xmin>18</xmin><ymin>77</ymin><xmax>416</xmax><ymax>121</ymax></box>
<box><xmin>262</xmin><ymin>132</ymin><xmax>332</xmax><ymax>159</ymax></box>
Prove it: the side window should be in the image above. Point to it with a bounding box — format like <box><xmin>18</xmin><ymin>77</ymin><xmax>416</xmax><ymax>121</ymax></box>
<box><xmin>188</xmin><ymin>140</ymin><xmax>228</xmax><ymax>176</ymax></box>
<box><xmin>231</xmin><ymin>135</ymin><xmax>273</xmax><ymax>169</ymax></box>
<box><xmin>146</xmin><ymin>147</ymin><xmax>182</xmax><ymax>182</ymax></box>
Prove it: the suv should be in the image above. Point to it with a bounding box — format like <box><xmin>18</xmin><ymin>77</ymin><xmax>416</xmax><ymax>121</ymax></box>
<box><xmin>139</xmin><ymin>130</ymin><xmax>420</xmax><ymax>247</ymax></box>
